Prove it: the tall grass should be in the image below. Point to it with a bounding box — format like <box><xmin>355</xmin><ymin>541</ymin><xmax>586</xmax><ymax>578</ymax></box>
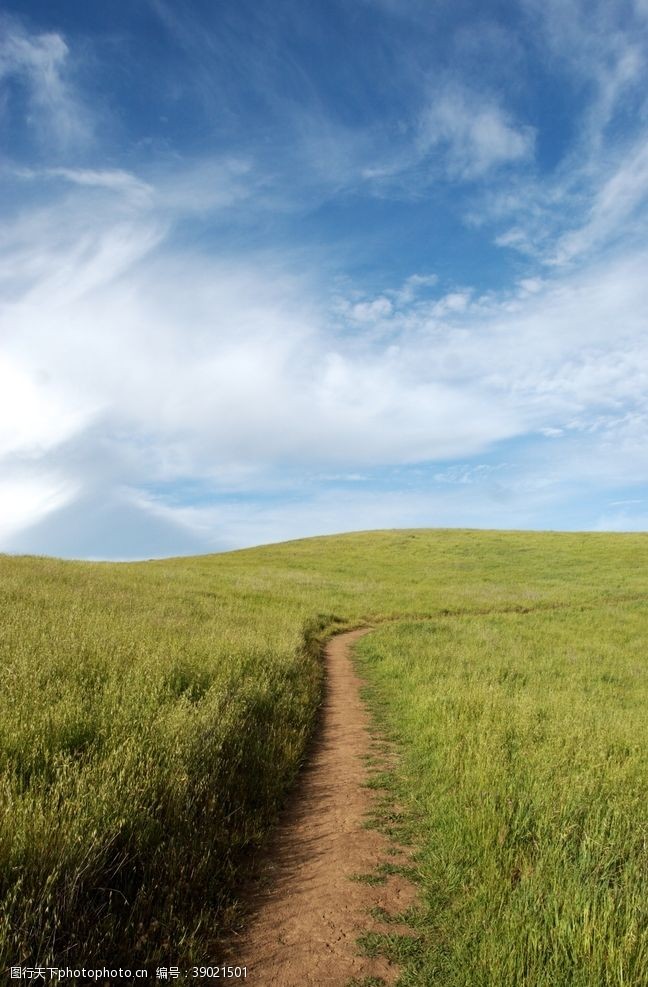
<box><xmin>357</xmin><ymin>606</ymin><xmax>648</xmax><ymax>985</ymax></box>
<box><xmin>1</xmin><ymin>529</ymin><xmax>647</xmax><ymax>972</ymax></box>
<box><xmin>0</xmin><ymin>562</ymin><xmax>340</xmax><ymax>967</ymax></box>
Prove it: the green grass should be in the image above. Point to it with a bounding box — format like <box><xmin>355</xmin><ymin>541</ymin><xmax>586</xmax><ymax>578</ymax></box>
<box><xmin>0</xmin><ymin>528</ymin><xmax>647</xmax><ymax>977</ymax></box>
<box><xmin>356</xmin><ymin>608</ymin><xmax>648</xmax><ymax>985</ymax></box>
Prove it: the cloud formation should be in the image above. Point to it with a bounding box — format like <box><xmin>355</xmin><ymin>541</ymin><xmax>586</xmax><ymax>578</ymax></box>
<box><xmin>1</xmin><ymin>2</ymin><xmax>648</xmax><ymax>556</ymax></box>
<box><xmin>0</xmin><ymin>18</ymin><xmax>89</xmax><ymax>148</ymax></box>
<box><xmin>419</xmin><ymin>86</ymin><xmax>534</xmax><ymax>179</ymax></box>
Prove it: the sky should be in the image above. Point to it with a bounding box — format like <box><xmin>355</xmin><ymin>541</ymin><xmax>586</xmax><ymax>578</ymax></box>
<box><xmin>1</xmin><ymin>0</ymin><xmax>648</xmax><ymax>559</ymax></box>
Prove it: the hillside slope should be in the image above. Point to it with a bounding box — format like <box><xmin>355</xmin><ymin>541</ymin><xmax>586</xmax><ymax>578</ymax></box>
<box><xmin>1</xmin><ymin>529</ymin><xmax>647</xmax><ymax>971</ymax></box>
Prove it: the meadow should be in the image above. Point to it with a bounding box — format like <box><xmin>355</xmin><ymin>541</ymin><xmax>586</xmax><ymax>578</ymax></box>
<box><xmin>356</xmin><ymin>607</ymin><xmax>648</xmax><ymax>985</ymax></box>
<box><xmin>0</xmin><ymin>529</ymin><xmax>647</xmax><ymax>981</ymax></box>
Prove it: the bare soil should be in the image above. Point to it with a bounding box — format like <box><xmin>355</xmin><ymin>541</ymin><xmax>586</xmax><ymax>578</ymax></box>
<box><xmin>226</xmin><ymin>628</ymin><xmax>417</xmax><ymax>987</ymax></box>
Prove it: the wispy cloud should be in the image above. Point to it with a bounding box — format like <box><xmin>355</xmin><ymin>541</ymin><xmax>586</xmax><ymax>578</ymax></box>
<box><xmin>46</xmin><ymin>167</ymin><xmax>154</xmax><ymax>203</ymax></box>
<box><xmin>550</xmin><ymin>139</ymin><xmax>648</xmax><ymax>264</ymax></box>
<box><xmin>2</xmin><ymin>4</ymin><xmax>648</xmax><ymax>555</ymax></box>
<box><xmin>3</xmin><ymin>151</ymin><xmax>648</xmax><ymax>553</ymax></box>
<box><xmin>522</xmin><ymin>0</ymin><xmax>646</xmax><ymax>142</ymax></box>
<box><xmin>489</xmin><ymin>0</ymin><xmax>648</xmax><ymax>264</ymax></box>
<box><xmin>0</xmin><ymin>17</ymin><xmax>90</xmax><ymax>148</ymax></box>
<box><xmin>418</xmin><ymin>85</ymin><xmax>535</xmax><ymax>180</ymax></box>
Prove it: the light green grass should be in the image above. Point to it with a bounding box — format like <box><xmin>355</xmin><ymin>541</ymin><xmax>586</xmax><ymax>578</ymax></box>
<box><xmin>0</xmin><ymin>529</ymin><xmax>647</xmax><ymax>975</ymax></box>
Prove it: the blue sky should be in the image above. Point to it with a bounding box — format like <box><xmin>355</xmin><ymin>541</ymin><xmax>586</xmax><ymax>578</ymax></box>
<box><xmin>1</xmin><ymin>0</ymin><xmax>648</xmax><ymax>559</ymax></box>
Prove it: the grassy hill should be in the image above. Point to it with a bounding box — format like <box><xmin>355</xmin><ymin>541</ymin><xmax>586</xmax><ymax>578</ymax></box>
<box><xmin>1</xmin><ymin>530</ymin><xmax>647</xmax><ymax>981</ymax></box>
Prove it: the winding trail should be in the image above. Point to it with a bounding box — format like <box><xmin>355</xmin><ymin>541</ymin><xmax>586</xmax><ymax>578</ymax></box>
<box><xmin>228</xmin><ymin>628</ymin><xmax>416</xmax><ymax>986</ymax></box>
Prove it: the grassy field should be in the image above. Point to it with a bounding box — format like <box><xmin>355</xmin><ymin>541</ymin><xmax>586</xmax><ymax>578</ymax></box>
<box><xmin>0</xmin><ymin>529</ymin><xmax>647</xmax><ymax>980</ymax></box>
<box><xmin>356</xmin><ymin>608</ymin><xmax>648</xmax><ymax>985</ymax></box>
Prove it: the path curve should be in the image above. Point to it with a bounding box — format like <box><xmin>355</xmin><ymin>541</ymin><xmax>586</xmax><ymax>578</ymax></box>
<box><xmin>228</xmin><ymin>628</ymin><xmax>415</xmax><ymax>986</ymax></box>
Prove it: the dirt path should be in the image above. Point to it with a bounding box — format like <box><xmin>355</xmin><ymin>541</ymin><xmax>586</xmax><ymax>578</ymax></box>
<box><xmin>228</xmin><ymin>628</ymin><xmax>416</xmax><ymax>987</ymax></box>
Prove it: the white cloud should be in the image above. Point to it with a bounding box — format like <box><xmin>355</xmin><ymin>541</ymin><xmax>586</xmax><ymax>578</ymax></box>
<box><xmin>430</xmin><ymin>291</ymin><xmax>471</xmax><ymax>316</ymax></box>
<box><xmin>0</xmin><ymin>20</ymin><xmax>90</xmax><ymax>147</ymax></box>
<box><xmin>517</xmin><ymin>278</ymin><xmax>543</xmax><ymax>295</ymax></box>
<box><xmin>521</xmin><ymin>0</ymin><xmax>646</xmax><ymax>142</ymax></box>
<box><xmin>350</xmin><ymin>296</ymin><xmax>393</xmax><ymax>321</ymax></box>
<box><xmin>345</xmin><ymin>274</ymin><xmax>441</xmax><ymax>321</ymax></box>
<box><xmin>390</xmin><ymin>273</ymin><xmax>438</xmax><ymax>305</ymax></box>
<box><xmin>0</xmin><ymin>474</ymin><xmax>74</xmax><ymax>543</ymax></box>
<box><xmin>3</xmin><ymin>157</ymin><xmax>648</xmax><ymax>554</ymax></box>
<box><xmin>551</xmin><ymin>140</ymin><xmax>648</xmax><ymax>264</ymax></box>
<box><xmin>353</xmin><ymin>86</ymin><xmax>534</xmax><ymax>195</ymax></box>
<box><xmin>2</xmin><ymin>6</ymin><xmax>648</xmax><ymax>555</ymax></box>
<box><xmin>0</xmin><ymin>354</ymin><xmax>92</xmax><ymax>457</ymax></box>
<box><xmin>493</xmin><ymin>133</ymin><xmax>648</xmax><ymax>268</ymax></box>
<box><xmin>46</xmin><ymin>168</ymin><xmax>154</xmax><ymax>205</ymax></box>
<box><xmin>152</xmin><ymin>157</ymin><xmax>258</xmax><ymax>214</ymax></box>
<box><xmin>418</xmin><ymin>86</ymin><xmax>535</xmax><ymax>179</ymax></box>
<box><xmin>485</xmin><ymin>2</ymin><xmax>648</xmax><ymax>266</ymax></box>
